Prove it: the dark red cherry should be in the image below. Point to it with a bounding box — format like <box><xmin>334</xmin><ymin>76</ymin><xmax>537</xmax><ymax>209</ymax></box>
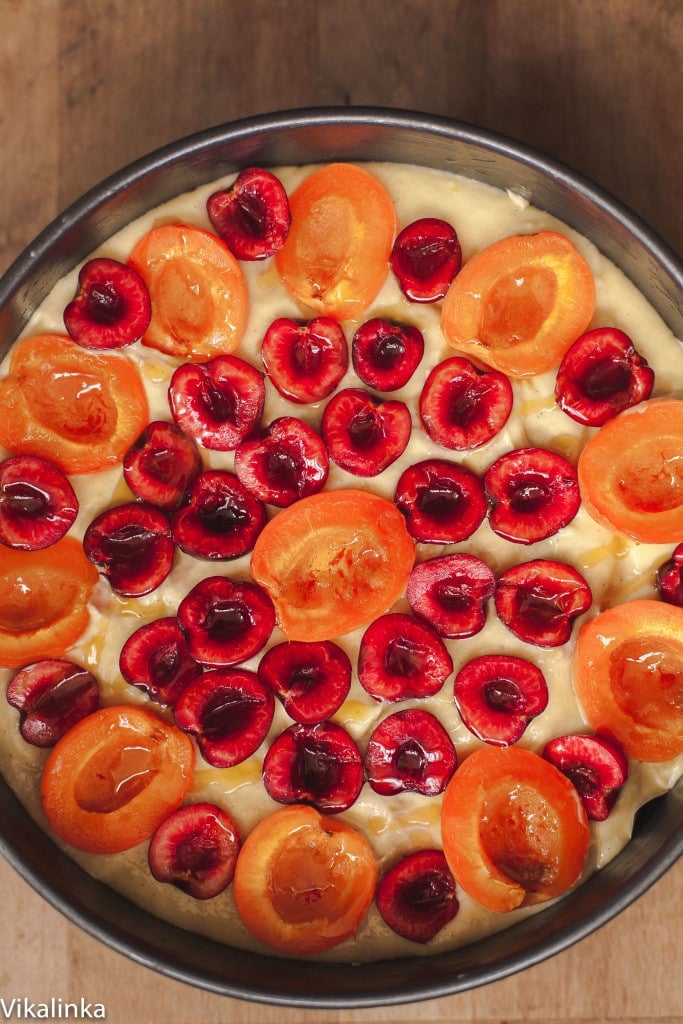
<box><xmin>171</xmin><ymin>470</ymin><xmax>266</xmax><ymax>560</ymax></box>
<box><xmin>123</xmin><ymin>420</ymin><xmax>202</xmax><ymax>510</ymax></box>
<box><xmin>390</xmin><ymin>218</ymin><xmax>462</xmax><ymax>302</ymax></box>
<box><xmin>206</xmin><ymin>167</ymin><xmax>291</xmax><ymax>260</ymax></box>
<box><xmin>419</xmin><ymin>356</ymin><xmax>513</xmax><ymax>450</ymax></box>
<box><xmin>177</xmin><ymin>576</ymin><xmax>275</xmax><ymax>666</ymax></box>
<box><xmin>148</xmin><ymin>802</ymin><xmax>241</xmax><ymax>899</ymax></box>
<box><xmin>234</xmin><ymin>416</ymin><xmax>329</xmax><ymax>507</ymax></box>
<box><xmin>63</xmin><ymin>257</ymin><xmax>151</xmax><ymax>349</ymax></box>
<box><xmin>261</xmin><ymin>316</ymin><xmax>348</xmax><ymax>403</ymax></box>
<box><xmin>6</xmin><ymin>659</ymin><xmax>99</xmax><ymax>747</ymax></box>
<box><xmin>543</xmin><ymin>733</ymin><xmax>629</xmax><ymax>821</ymax></box>
<box><xmin>262</xmin><ymin>721</ymin><xmax>363</xmax><ymax>814</ymax></box>
<box><xmin>394</xmin><ymin>458</ymin><xmax>487</xmax><ymax>543</ymax></box>
<box><xmin>0</xmin><ymin>455</ymin><xmax>78</xmax><ymax>550</ymax></box>
<box><xmin>494</xmin><ymin>559</ymin><xmax>592</xmax><ymax>647</ymax></box>
<box><xmin>119</xmin><ymin>617</ymin><xmax>202</xmax><ymax>706</ymax></box>
<box><xmin>484</xmin><ymin>447</ymin><xmax>580</xmax><ymax>544</ymax></box>
<box><xmin>365</xmin><ymin>708</ymin><xmax>456</xmax><ymax>796</ymax></box>
<box><xmin>377</xmin><ymin>849</ymin><xmax>459</xmax><ymax>944</ymax></box>
<box><xmin>656</xmin><ymin>543</ymin><xmax>683</xmax><ymax>607</ymax></box>
<box><xmin>407</xmin><ymin>553</ymin><xmax>495</xmax><ymax>638</ymax></box>
<box><xmin>322</xmin><ymin>388</ymin><xmax>411</xmax><ymax>476</ymax></box>
<box><xmin>358</xmin><ymin>613</ymin><xmax>453</xmax><ymax>702</ymax></box>
<box><xmin>83</xmin><ymin>502</ymin><xmax>174</xmax><ymax>596</ymax></box>
<box><xmin>173</xmin><ymin>667</ymin><xmax>274</xmax><ymax>767</ymax></box>
<box><xmin>257</xmin><ymin>640</ymin><xmax>351</xmax><ymax>723</ymax></box>
<box><xmin>351</xmin><ymin>318</ymin><xmax>424</xmax><ymax>391</ymax></box>
<box><xmin>453</xmin><ymin>654</ymin><xmax>548</xmax><ymax>746</ymax></box>
<box><xmin>168</xmin><ymin>355</ymin><xmax>265</xmax><ymax>451</ymax></box>
<box><xmin>555</xmin><ymin>327</ymin><xmax>654</xmax><ymax>426</ymax></box>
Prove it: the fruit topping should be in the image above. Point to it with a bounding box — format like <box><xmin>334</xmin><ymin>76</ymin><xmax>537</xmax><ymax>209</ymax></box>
<box><xmin>573</xmin><ymin>599</ymin><xmax>683</xmax><ymax>762</ymax></box>
<box><xmin>376</xmin><ymin>850</ymin><xmax>459</xmax><ymax>944</ymax></box>
<box><xmin>351</xmin><ymin>318</ymin><xmax>424</xmax><ymax>391</ymax></box>
<box><xmin>233</xmin><ymin>804</ymin><xmax>377</xmax><ymax>954</ymax></box>
<box><xmin>358</xmin><ymin>612</ymin><xmax>453</xmax><ymax>702</ymax></box>
<box><xmin>149</xmin><ymin>802</ymin><xmax>241</xmax><ymax>900</ymax></box>
<box><xmin>177</xmin><ymin>576</ymin><xmax>275</xmax><ymax>667</ymax></box>
<box><xmin>441</xmin><ymin>745</ymin><xmax>590</xmax><ymax>912</ymax></box>
<box><xmin>494</xmin><ymin>559</ymin><xmax>592</xmax><ymax>647</ymax></box>
<box><xmin>275</xmin><ymin>162</ymin><xmax>396</xmax><ymax>319</ymax></box>
<box><xmin>129</xmin><ymin>223</ymin><xmax>248</xmax><ymax>361</ymax></box>
<box><xmin>263</xmin><ymin>721</ymin><xmax>363</xmax><ymax>813</ymax></box>
<box><xmin>257</xmin><ymin>639</ymin><xmax>351</xmax><ymax>723</ymax></box>
<box><xmin>0</xmin><ymin>334</ymin><xmax>149</xmax><ymax>474</ymax></box>
<box><xmin>168</xmin><ymin>355</ymin><xmax>265</xmax><ymax>451</ymax></box>
<box><xmin>6</xmin><ymin>659</ymin><xmax>99</xmax><ymax>747</ymax></box>
<box><xmin>206</xmin><ymin>167</ymin><xmax>291</xmax><ymax>260</ymax></box>
<box><xmin>441</xmin><ymin>230</ymin><xmax>596</xmax><ymax>377</ymax></box>
<box><xmin>250</xmin><ymin>490</ymin><xmax>415</xmax><ymax>641</ymax></box>
<box><xmin>171</xmin><ymin>470</ymin><xmax>266</xmax><ymax>560</ymax></box>
<box><xmin>321</xmin><ymin>388</ymin><xmax>411</xmax><ymax>476</ymax></box>
<box><xmin>555</xmin><ymin>327</ymin><xmax>654</xmax><ymax>426</ymax></box>
<box><xmin>365</xmin><ymin>708</ymin><xmax>456</xmax><ymax>795</ymax></box>
<box><xmin>40</xmin><ymin>705</ymin><xmax>195</xmax><ymax>854</ymax></box>
<box><xmin>260</xmin><ymin>316</ymin><xmax>348</xmax><ymax>404</ymax></box>
<box><xmin>407</xmin><ymin>553</ymin><xmax>495</xmax><ymax>638</ymax></box>
<box><xmin>123</xmin><ymin>420</ymin><xmax>202</xmax><ymax>510</ymax></box>
<box><xmin>173</xmin><ymin>667</ymin><xmax>274</xmax><ymax>767</ymax></box>
<box><xmin>657</xmin><ymin>543</ymin><xmax>683</xmax><ymax>607</ymax></box>
<box><xmin>390</xmin><ymin>217</ymin><xmax>462</xmax><ymax>303</ymax></box>
<box><xmin>419</xmin><ymin>356</ymin><xmax>513</xmax><ymax>450</ymax></box>
<box><xmin>119</xmin><ymin>618</ymin><xmax>202</xmax><ymax>706</ymax></box>
<box><xmin>234</xmin><ymin>416</ymin><xmax>329</xmax><ymax>507</ymax></box>
<box><xmin>453</xmin><ymin>654</ymin><xmax>548</xmax><ymax>746</ymax></box>
<box><xmin>542</xmin><ymin>734</ymin><xmax>629</xmax><ymax>821</ymax></box>
<box><xmin>485</xmin><ymin>447</ymin><xmax>581</xmax><ymax>544</ymax></box>
<box><xmin>577</xmin><ymin>397</ymin><xmax>683</xmax><ymax>543</ymax></box>
<box><xmin>63</xmin><ymin>257</ymin><xmax>151</xmax><ymax>349</ymax></box>
<box><xmin>394</xmin><ymin>458</ymin><xmax>487</xmax><ymax>543</ymax></box>
<box><xmin>0</xmin><ymin>455</ymin><xmax>78</xmax><ymax>550</ymax></box>
<box><xmin>83</xmin><ymin>502</ymin><xmax>174</xmax><ymax>597</ymax></box>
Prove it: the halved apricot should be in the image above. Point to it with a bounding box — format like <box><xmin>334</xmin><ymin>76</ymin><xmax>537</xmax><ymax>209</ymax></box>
<box><xmin>441</xmin><ymin>746</ymin><xmax>590</xmax><ymax>913</ymax></box>
<box><xmin>0</xmin><ymin>537</ymin><xmax>99</xmax><ymax>668</ymax></box>
<box><xmin>0</xmin><ymin>334</ymin><xmax>149</xmax><ymax>474</ymax></box>
<box><xmin>441</xmin><ymin>231</ymin><xmax>596</xmax><ymax>377</ymax></box>
<box><xmin>250</xmin><ymin>489</ymin><xmax>415</xmax><ymax>641</ymax></box>
<box><xmin>275</xmin><ymin>163</ymin><xmax>396</xmax><ymax>320</ymax></box>
<box><xmin>573</xmin><ymin>600</ymin><xmax>683</xmax><ymax>762</ymax></box>
<box><xmin>129</xmin><ymin>223</ymin><xmax>248</xmax><ymax>361</ymax></box>
<box><xmin>233</xmin><ymin>804</ymin><xmax>377</xmax><ymax>954</ymax></box>
<box><xmin>40</xmin><ymin>705</ymin><xmax>195</xmax><ymax>854</ymax></box>
<box><xmin>577</xmin><ymin>398</ymin><xmax>683</xmax><ymax>543</ymax></box>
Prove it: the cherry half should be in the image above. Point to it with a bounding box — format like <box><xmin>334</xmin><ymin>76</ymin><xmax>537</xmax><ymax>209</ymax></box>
<box><xmin>261</xmin><ymin>316</ymin><xmax>348</xmax><ymax>403</ymax></box>
<box><xmin>377</xmin><ymin>849</ymin><xmax>459</xmax><ymax>944</ymax></box>
<box><xmin>407</xmin><ymin>553</ymin><xmax>495</xmax><ymax>638</ymax></box>
<box><xmin>454</xmin><ymin>654</ymin><xmax>549</xmax><ymax>746</ymax></box>
<box><xmin>83</xmin><ymin>502</ymin><xmax>174</xmax><ymax>596</ymax></box>
<box><xmin>494</xmin><ymin>559</ymin><xmax>592</xmax><ymax>647</ymax></box>
<box><xmin>63</xmin><ymin>256</ymin><xmax>151</xmax><ymax>349</ymax></box>
<box><xmin>394</xmin><ymin>458</ymin><xmax>487</xmax><ymax>543</ymax></box>
<box><xmin>543</xmin><ymin>733</ymin><xmax>629</xmax><ymax>821</ymax></box>
<box><xmin>206</xmin><ymin>167</ymin><xmax>291</xmax><ymax>260</ymax></box>
<box><xmin>365</xmin><ymin>708</ymin><xmax>456</xmax><ymax>796</ymax></box>
<box><xmin>322</xmin><ymin>388</ymin><xmax>411</xmax><ymax>476</ymax></box>
<box><xmin>0</xmin><ymin>455</ymin><xmax>78</xmax><ymax>550</ymax></box>
<box><xmin>390</xmin><ymin>218</ymin><xmax>462</xmax><ymax>302</ymax></box>
<box><xmin>263</xmin><ymin>721</ymin><xmax>363</xmax><ymax>814</ymax></box>
<box><xmin>419</xmin><ymin>356</ymin><xmax>513</xmax><ymax>450</ymax></box>
<box><xmin>351</xmin><ymin>318</ymin><xmax>424</xmax><ymax>391</ymax></box>
<box><xmin>358</xmin><ymin>613</ymin><xmax>453</xmax><ymax>702</ymax></box>
<box><xmin>257</xmin><ymin>639</ymin><xmax>351</xmax><ymax>723</ymax></box>
<box><xmin>6</xmin><ymin>659</ymin><xmax>99</xmax><ymax>747</ymax></box>
<box><xmin>484</xmin><ymin>447</ymin><xmax>581</xmax><ymax>544</ymax></box>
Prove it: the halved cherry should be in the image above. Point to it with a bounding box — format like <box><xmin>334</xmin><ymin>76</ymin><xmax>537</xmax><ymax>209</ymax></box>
<box><xmin>494</xmin><ymin>559</ymin><xmax>592</xmax><ymax>647</ymax></box>
<box><xmin>485</xmin><ymin>447</ymin><xmax>581</xmax><ymax>544</ymax></box>
<box><xmin>377</xmin><ymin>850</ymin><xmax>459</xmax><ymax>944</ymax></box>
<box><xmin>177</xmin><ymin>576</ymin><xmax>275</xmax><ymax>667</ymax></box>
<box><xmin>351</xmin><ymin>318</ymin><xmax>424</xmax><ymax>392</ymax></box>
<box><xmin>260</xmin><ymin>316</ymin><xmax>348</xmax><ymax>404</ymax></box>
<box><xmin>322</xmin><ymin>388</ymin><xmax>411</xmax><ymax>476</ymax></box>
<box><xmin>149</xmin><ymin>802</ymin><xmax>241</xmax><ymax>900</ymax></box>
<box><xmin>257</xmin><ymin>640</ymin><xmax>351</xmax><ymax>723</ymax></box>
<box><xmin>365</xmin><ymin>708</ymin><xmax>456</xmax><ymax>796</ymax></box>
<box><xmin>0</xmin><ymin>455</ymin><xmax>78</xmax><ymax>550</ymax></box>
<box><xmin>123</xmin><ymin>420</ymin><xmax>203</xmax><ymax>510</ymax></box>
<box><xmin>419</xmin><ymin>356</ymin><xmax>513</xmax><ymax>450</ymax></box>
<box><xmin>555</xmin><ymin>327</ymin><xmax>654</xmax><ymax>426</ymax></box>
<box><xmin>454</xmin><ymin>654</ymin><xmax>548</xmax><ymax>746</ymax></box>
<box><xmin>206</xmin><ymin>167</ymin><xmax>291</xmax><ymax>260</ymax></box>
<box><xmin>168</xmin><ymin>355</ymin><xmax>265</xmax><ymax>452</ymax></box>
<box><xmin>394</xmin><ymin>458</ymin><xmax>487</xmax><ymax>543</ymax></box>
<box><xmin>173</xmin><ymin>667</ymin><xmax>274</xmax><ymax>767</ymax></box>
<box><xmin>390</xmin><ymin>217</ymin><xmax>462</xmax><ymax>302</ymax></box>
<box><xmin>119</xmin><ymin>618</ymin><xmax>202</xmax><ymax>706</ymax></box>
<box><xmin>543</xmin><ymin>734</ymin><xmax>629</xmax><ymax>821</ymax></box>
<box><xmin>83</xmin><ymin>502</ymin><xmax>174</xmax><ymax>597</ymax></box>
<box><xmin>262</xmin><ymin>721</ymin><xmax>363</xmax><ymax>814</ymax></box>
<box><xmin>234</xmin><ymin>416</ymin><xmax>329</xmax><ymax>507</ymax></box>
<box><xmin>406</xmin><ymin>553</ymin><xmax>495</xmax><ymax>638</ymax></box>
<box><xmin>63</xmin><ymin>257</ymin><xmax>151</xmax><ymax>349</ymax></box>
<box><xmin>6</xmin><ymin>659</ymin><xmax>99</xmax><ymax>747</ymax></box>
<box><xmin>40</xmin><ymin>705</ymin><xmax>195</xmax><ymax>854</ymax></box>
<box><xmin>358</xmin><ymin>612</ymin><xmax>453</xmax><ymax>702</ymax></box>
<box><xmin>657</xmin><ymin>543</ymin><xmax>683</xmax><ymax>607</ymax></box>
<box><xmin>171</xmin><ymin>470</ymin><xmax>266</xmax><ymax>560</ymax></box>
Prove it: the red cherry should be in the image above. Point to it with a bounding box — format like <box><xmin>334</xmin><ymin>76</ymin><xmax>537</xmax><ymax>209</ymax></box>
<box><xmin>351</xmin><ymin>318</ymin><xmax>424</xmax><ymax>391</ymax></box>
<box><xmin>123</xmin><ymin>420</ymin><xmax>202</xmax><ymax>510</ymax></box>
<box><xmin>261</xmin><ymin>316</ymin><xmax>348</xmax><ymax>404</ymax></box>
<box><xmin>63</xmin><ymin>257</ymin><xmax>151</xmax><ymax>349</ymax></box>
<box><xmin>0</xmin><ymin>455</ymin><xmax>78</xmax><ymax>550</ymax></box>
<box><xmin>177</xmin><ymin>576</ymin><xmax>275</xmax><ymax>667</ymax></box>
<box><xmin>206</xmin><ymin>167</ymin><xmax>291</xmax><ymax>260</ymax></box>
<box><xmin>394</xmin><ymin>458</ymin><xmax>487</xmax><ymax>543</ymax></box>
<box><xmin>407</xmin><ymin>553</ymin><xmax>495</xmax><ymax>638</ymax></box>
<box><xmin>390</xmin><ymin>218</ymin><xmax>462</xmax><ymax>302</ymax></box>
<box><xmin>454</xmin><ymin>654</ymin><xmax>549</xmax><ymax>746</ymax></box>
<box><xmin>6</xmin><ymin>659</ymin><xmax>99</xmax><ymax>747</ymax></box>
<box><xmin>543</xmin><ymin>733</ymin><xmax>629</xmax><ymax>821</ymax></box>
<box><xmin>119</xmin><ymin>617</ymin><xmax>202</xmax><ymax>706</ymax></box>
<box><xmin>171</xmin><ymin>470</ymin><xmax>266</xmax><ymax>560</ymax></box>
<box><xmin>257</xmin><ymin>640</ymin><xmax>351</xmax><ymax>723</ymax></box>
<box><xmin>262</xmin><ymin>721</ymin><xmax>363</xmax><ymax>814</ymax></box>
<box><xmin>419</xmin><ymin>356</ymin><xmax>513</xmax><ymax>450</ymax></box>
<box><xmin>656</xmin><ymin>543</ymin><xmax>683</xmax><ymax>607</ymax></box>
<box><xmin>148</xmin><ymin>802</ymin><xmax>241</xmax><ymax>899</ymax></box>
<box><xmin>234</xmin><ymin>416</ymin><xmax>329</xmax><ymax>507</ymax></box>
<box><xmin>484</xmin><ymin>447</ymin><xmax>581</xmax><ymax>544</ymax></box>
<box><xmin>365</xmin><ymin>708</ymin><xmax>456</xmax><ymax>796</ymax></box>
<box><xmin>83</xmin><ymin>502</ymin><xmax>174</xmax><ymax>596</ymax></box>
<box><xmin>494</xmin><ymin>559</ymin><xmax>592</xmax><ymax>647</ymax></box>
<box><xmin>322</xmin><ymin>388</ymin><xmax>411</xmax><ymax>477</ymax></box>
<box><xmin>376</xmin><ymin>849</ymin><xmax>459</xmax><ymax>943</ymax></box>
<box><xmin>358</xmin><ymin>613</ymin><xmax>453</xmax><ymax>702</ymax></box>
<box><xmin>169</xmin><ymin>355</ymin><xmax>265</xmax><ymax>452</ymax></box>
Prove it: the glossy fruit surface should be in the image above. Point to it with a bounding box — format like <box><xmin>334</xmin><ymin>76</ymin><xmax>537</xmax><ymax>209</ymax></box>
<box><xmin>6</xmin><ymin>659</ymin><xmax>99</xmax><ymax>747</ymax></box>
<box><xmin>257</xmin><ymin>640</ymin><xmax>351</xmax><ymax>723</ymax></box>
<box><xmin>376</xmin><ymin>850</ymin><xmax>459</xmax><ymax>943</ymax></box>
<box><xmin>83</xmin><ymin>503</ymin><xmax>174</xmax><ymax>596</ymax></box>
<box><xmin>63</xmin><ymin>257</ymin><xmax>151</xmax><ymax>349</ymax></box>
<box><xmin>406</xmin><ymin>553</ymin><xmax>495</xmax><ymax>638</ymax></box>
<box><xmin>657</xmin><ymin>543</ymin><xmax>683</xmax><ymax>607</ymax></box>
<box><xmin>261</xmin><ymin>316</ymin><xmax>348</xmax><ymax>404</ymax></box>
<box><xmin>123</xmin><ymin>420</ymin><xmax>203</xmax><ymax>510</ymax></box>
<box><xmin>322</xmin><ymin>388</ymin><xmax>411</xmax><ymax>476</ymax></box>
<box><xmin>390</xmin><ymin>217</ymin><xmax>462</xmax><ymax>302</ymax></box>
<box><xmin>394</xmin><ymin>458</ymin><xmax>487</xmax><ymax>543</ymax></box>
<box><xmin>494</xmin><ymin>559</ymin><xmax>592</xmax><ymax>647</ymax></box>
<box><xmin>171</xmin><ymin>470</ymin><xmax>266</xmax><ymax>560</ymax></box>
<box><xmin>0</xmin><ymin>455</ymin><xmax>78</xmax><ymax>550</ymax></box>
<box><xmin>177</xmin><ymin>576</ymin><xmax>275</xmax><ymax>667</ymax></box>
<box><xmin>149</xmin><ymin>802</ymin><xmax>241</xmax><ymax>899</ymax></box>
<box><xmin>365</xmin><ymin>708</ymin><xmax>456</xmax><ymax>795</ymax></box>
<box><xmin>419</xmin><ymin>356</ymin><xmax>513</xmax><ymax>450</ymax></box>
<box><xmin>263</xmin><ymin>721</ymin><xmax>363</xmax><ymax>813</ymax></box>
<box><xmin>206</xmin><ymin>167</ymin><xmax>291</xmax><ymax>260</ymax></box>
<box><xmin>454</xmin><ymin>654</ymin><xmax>548</xmax><ymax>746</ymax></box>
<box><xmin>234</xmin><ymin>416</ymin><xmax>329</xmax><ymax>507</ymax></box>
<box><xmin>351</xmin><ymin>318</ymin><xmax>424</xmax><ymax>391</ymax></box>
<box><xmin>485</xmin><ymin>447</ymin><xmax>580</xmax><ymax>544</ymax></box>
<box><xmin>119</xmin><ymin>618</ymin><xmax>202</xmax><ymax>706</ymax></box>
<box><xmin>542</xmin><ymin>734</ymin><xmax>628</xmax><ymax>821</ymax></box>
<box><xmin>358</xmin><ymin>613</ymin><xmax>453</xmax><ymax>701</ymax></box>
<box><xmin>168</xmin><ymin>355</ymin><xmax>265</xmax><ymax>451</ymax></box>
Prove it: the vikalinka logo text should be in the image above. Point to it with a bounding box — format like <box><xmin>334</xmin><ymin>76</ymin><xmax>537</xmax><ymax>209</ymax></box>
<box><xmin>0</xmin><ymin>998</ymin><xmax>106</xmax><ymax>1019</ymax></box>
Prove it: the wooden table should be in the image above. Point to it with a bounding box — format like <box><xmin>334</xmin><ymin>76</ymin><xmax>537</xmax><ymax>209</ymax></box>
<box><xmin>0</xmin><ymin>3</ymin><xmax>681</xmax><ymax>1022</ymax></box>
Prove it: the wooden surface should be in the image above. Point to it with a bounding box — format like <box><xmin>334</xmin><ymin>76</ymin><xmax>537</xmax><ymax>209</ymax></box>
<box><xmin>0</xmin><ymin>1</ymin><xmax>681</xmax><ymax>1022</ymax></box>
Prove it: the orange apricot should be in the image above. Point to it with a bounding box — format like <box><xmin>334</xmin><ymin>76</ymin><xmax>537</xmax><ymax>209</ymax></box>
<box><xmin>441</xmin><ymin>230</ymin><xmax>596</xmax><ymax>377</ymax></box>
<box><xmin>275</xmin><ymin>163</ymin><xmax>396</xmax><ymax>320</ymax></box>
